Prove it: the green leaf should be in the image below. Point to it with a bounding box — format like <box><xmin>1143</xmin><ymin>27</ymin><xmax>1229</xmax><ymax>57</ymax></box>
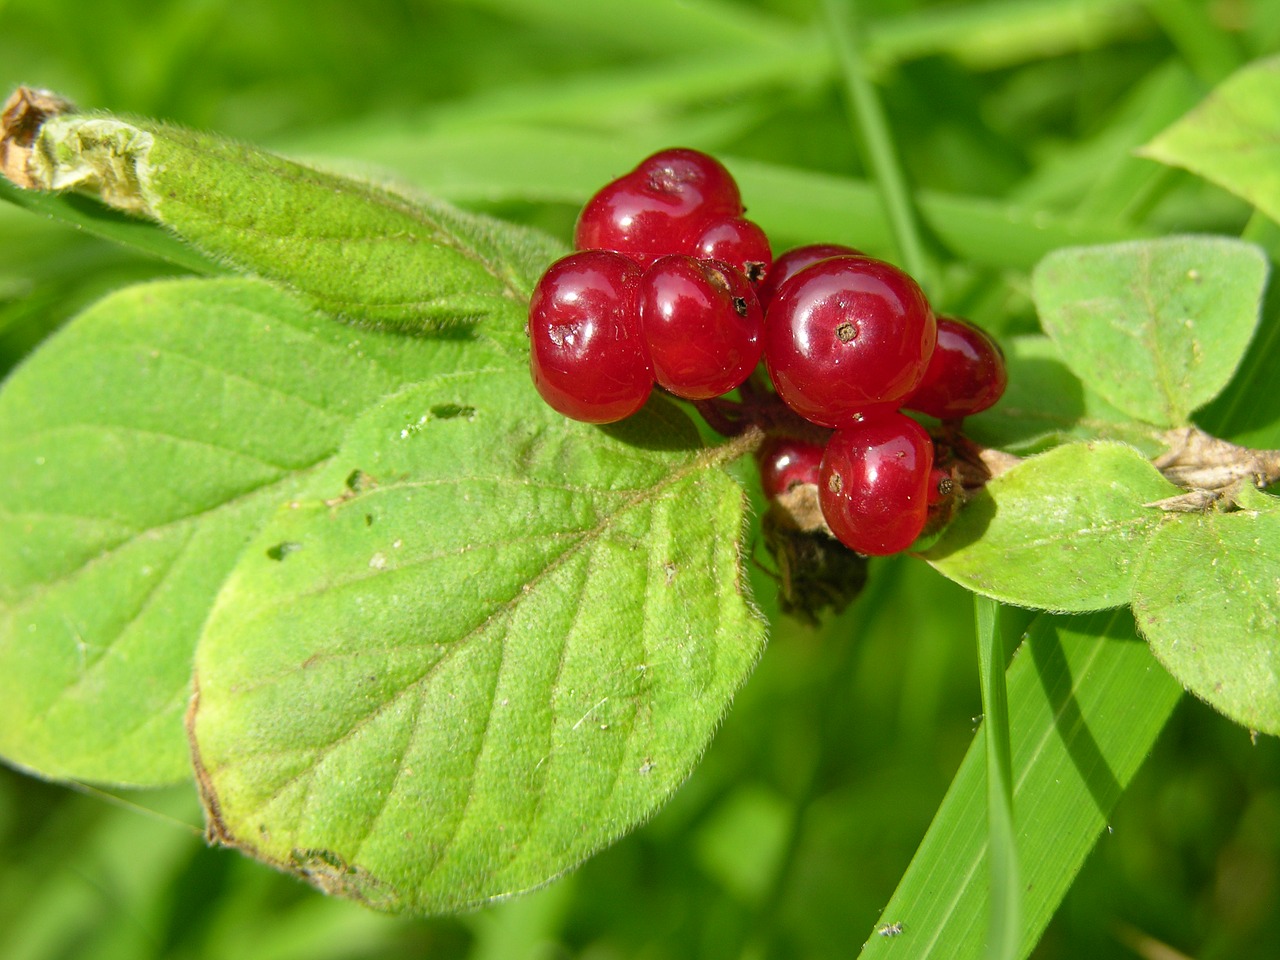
<box><xmin>924</xmin><ymin>442</ymin><xmax>1180</xmax><ymax>612</ymax></box>
<box><xmin>1133</xmin><ymin>490</ymin><xmax>1280</xmax><ymax>735</ymax></box>
<box><xmin>858</xmin><ymin>610</ymin><xmax>1183</xmax><ymax>959</ymax></box>
<box><xmin>21</xmin><ymin>110</ymin><xmax>564</xmax><ymax>334</ymax></box>
<box><xmin>1032</xmin><ymin>236</ymin><xmax>1269</xmax><ymax>428</ymax></box>
<box><xmin>965</xmin><ymin>335</ymin><xmax>1166</xmax><ymax>456</ymax></box>
<box><xmin>0</xmin><ymin>277</ymin><xmax>493</xmax><ymax>785</ymax></box>
<box><xmin>188</xmin><ymin>368</ymin><xmax>767</xmax><ymax>914</ymax></box>
<box><xmin>0</xmin><ymin>176</ymin><xmax>223</xmax><ymax>277</ymax></box>
<box><xmin>1141</xmin><ymin>56</ymin><xmax>1280</xmax><ymax>223</ymax></box>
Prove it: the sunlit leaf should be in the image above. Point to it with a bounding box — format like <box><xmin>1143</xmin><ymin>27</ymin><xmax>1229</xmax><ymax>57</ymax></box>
<box><xmin>0</xmin><ymin>278</ymin><xmax>495</xmax><ymax>784</ymax></box>
<box><xmin>189</xmin><ymin>369</ymin><xmax>767</xmax><ymax>913</ymax></box>
<box><xmin>1133</xmin><ymin>488</ymin><xmax>1280</xmax><ymax>735</ymax></box>
<box><xmin>1141</xmin><ymin>56</ymin><xmax>1280</xmax><ymax>223</ymax></box>
<box><xmin>924</xmin><ymin>442</ymin><xmax>1180</xmax><ymax>612</ymax></box>
<box><xmin>1033</xmin><ymin>237</ymin><xmax>1268</xmax><ymax>428</ymax></box>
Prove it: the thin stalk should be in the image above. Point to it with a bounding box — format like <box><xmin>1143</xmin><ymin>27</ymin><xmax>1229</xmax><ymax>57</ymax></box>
<box><xmin>975</xmin><ymin>594</ymin><xmax>1020</xmax><ymax>960</ymax></box>
<box><xmin>821</xmin><ymin>0</ymin><xmax>934</xmax><ymax>292</ymax></box>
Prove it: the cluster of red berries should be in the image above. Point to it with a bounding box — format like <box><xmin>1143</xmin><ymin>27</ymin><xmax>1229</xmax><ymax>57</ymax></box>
<box><xmin>528</xmin><ymin>148</ymin><xmax>1007</xmax><ymax>557</ymax></box>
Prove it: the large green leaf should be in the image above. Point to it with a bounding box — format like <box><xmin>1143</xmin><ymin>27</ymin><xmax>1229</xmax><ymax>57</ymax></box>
<box><xmin>18</xmin><ymin>107</ymin><xmax>563</xmax><ymax>334</ymax></box>
<box><xmin>924</xmin><ymin>442</ymin><xmax>1180</xmax><ymax>612</ymax></box>
<box><xmin>1141</xmin><ymin>56</ymin><xmax>1280</xmax><ymax>223</ymax></box>
<box><xmin>858</xmin><ymin>610</ymin><xmax>1182</xmax><ymax>959</ymax></box>
<box><xmin>188</xmin><ymin>368</ymin><xmax>767</xmax><ymax>914</ymax></box>
<box><xmin>1032</xmin><ymin>236</ymin><xmax>1269</xmax><ymax>428</ymax></box>
<box><xmin>1133</xmin><ymin>487</ymin><xmax>1280</xmax><ymax>735</ymax></box>
<box><xmin>0</xmin><ymin>277</ymin><xmax>499</xmax><ymax>785</ymax></box>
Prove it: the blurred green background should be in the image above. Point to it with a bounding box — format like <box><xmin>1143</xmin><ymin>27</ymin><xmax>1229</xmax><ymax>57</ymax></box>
<box><xmin>3</xmin><ymin>0</ymin><xmax>1280</xmax><ymax>957</ymax></box>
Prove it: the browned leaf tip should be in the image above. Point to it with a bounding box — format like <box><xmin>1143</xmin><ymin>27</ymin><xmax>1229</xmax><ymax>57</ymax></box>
<box><xmin>1</xmin><ymin>86</ymin><xmax>76</xmax><ymax>188</ymax></box>
<box><xmin>1147</xmin><ymin>426</ymin><xmax>1280</xmax><ymax>511</ymax></box>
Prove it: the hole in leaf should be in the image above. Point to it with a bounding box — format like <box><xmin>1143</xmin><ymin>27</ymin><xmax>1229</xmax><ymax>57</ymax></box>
<box><xmin>266</xmin><ymin>541</ymin><xmax>303</xmax><ymax>561</ymax></box>
<box><xmin>430</xmin><ymin>403</ymin><xmax>477</xmax><ymax>421</ymax></box>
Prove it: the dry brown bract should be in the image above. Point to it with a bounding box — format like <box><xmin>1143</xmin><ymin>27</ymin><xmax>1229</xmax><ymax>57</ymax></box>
<box><xmin>1</xmin><ymin>86</ymin><xmax>76</xmax><ymax>188</ymax></box>
<box><xmin>1148</xmin><ymin>426</ymin><xmax>1280</xmax><ymax>511</ymax></box>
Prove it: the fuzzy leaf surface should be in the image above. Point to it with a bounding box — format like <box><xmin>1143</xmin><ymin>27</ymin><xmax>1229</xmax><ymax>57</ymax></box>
<box><xmin>1133</xmin><ymin>488</ymin><xmax>1280</xmax><ymax>735</ymax></box>
<box><xmin>189</xmin><ymin>369</ymin><xmax>767</xmax><ymax>914</ymax></box>
<box><xmin>0</xmin><ymin>277</ymin><xmax>493</xmax><ymax>784</ymax></box>
<box><xmin>924</xmin><ymin>443</ymin><xmax>1180</xmax><ymax>612</ymax></box>
<box><xmin>1032</xmin><ymin>237</ymin><xmax>1268</xmax><ymax>428</ymax></box>
<box><xmin>1140</xmin><ymin>56</ymin><xmax>1280</xmax><ymax>223</ymax></box>
<box><xmin>24</xmin><ymin>111</ymin><xmax>564</xmax><ymax>334</ymax></box>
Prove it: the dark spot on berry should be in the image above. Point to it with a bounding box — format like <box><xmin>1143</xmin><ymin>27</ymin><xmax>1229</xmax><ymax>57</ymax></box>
<box><xmin>733</xmin><ymin>296</ymin><xmax>748</xmax><ymax>318</ymax></box>
<box><xmin>937</xmin><ymin>476</ymin><xmax>955</xmax><ymax>497</ymax></box>
<box><xmin>827</xmin><ymin>473</ymin><xmax>843</xmax><ymax>494</ymax></box>
<box><xmin>745</xmin><ymin>261</ymin><xmax>766</xmax><ymax>283</ymax></box>
<box><xmin>836</xmin><ymin>321</ymin><xmax>857</xmax><ymax>343</ymax></box>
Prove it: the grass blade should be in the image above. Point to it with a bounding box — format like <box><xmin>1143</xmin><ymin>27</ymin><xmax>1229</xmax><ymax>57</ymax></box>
<box><xmin>823</xmin><ymin>0</ymin><xmax>933</xmax><ymax>287</ymax></box>
<box><xmin>975</xmin><ymin>595</ymin><xmax>1019</xmax><ymax>960</ymax></box>
<box><xmin>857</xmin><ymin>610</ymin><xmax>1181</xmax><ymax>959</ymax></box>
<box><xmin>313</xmin><ymin>126</ymin><xmax>1147</xmax><ymax>271</ymax></box>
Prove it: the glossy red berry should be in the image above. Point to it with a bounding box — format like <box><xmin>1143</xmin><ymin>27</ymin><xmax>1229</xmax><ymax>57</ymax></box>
<box><xmin>638</xmin><ymin>256</ymin><xmax>763</xmax><ymax>400</ymax></box>
<box><xmin>756</xmin><ymin>243</ymin><xmax>863</xmax><ymax>308</ymax></box>
<box><xmin>904</xmin><ymin>315</ymin><xmax>1007</xmax><ymax>419</ymax></box>
<box><xmin>819</xmin><ymin>412</ymin><xmax>934</xmax><ymax>556</ymax></box>
<box><xmin>574</xmin><ymin>148</ymin><xmax>743</xmax><ymax>266</ymax></box>
<box><xmin>757</xmin><ymin>435</ymin><xmax>825</xmax><ymax>499</ymax></box>
<box><xmin>528</xmin><ymin>251</ymin><xmax>652</xmax><ymax>423</ymax></box>
<box><xmin>763</xmin><ymin>255</ymin><xmax>936</xmax><ymax>428</ymax></box>
<box><xmin>684</xmin><ymin>215</ymin><xmax>773</xmax><ymax>282</ymax></box>
<box><xmin>635</xmin><ymin>148</ymin><xmax>742</xmax><ymax>216</ymax></box>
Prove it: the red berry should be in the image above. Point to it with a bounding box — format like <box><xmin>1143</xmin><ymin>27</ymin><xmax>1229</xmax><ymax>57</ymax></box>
<box><xmin>819</xmin><ymin>412</ymin><xmax>934</xmax><ymax>556</ymax></box>
<box><xmin>756</xmin><ymin>243</ymin><xmax>863</xmax><ymax>308</ymax></box>
<box><xmin>904</xmin><ymin>315</ymin><xmax>1007</xmax><ymax>419</ymax></box>
<box><xmin>757</xmin><ymin>435</ymin><xmax>825</xmax><ymax>499</ymax></box>
<box><xmin>684</xmin><ymin>215</ymin><xmax>773</xmax><ymax>282</ymax></box>
<box><xmin>574</xmin><ymin>148</ymin><xmax>743</xmax><ymax>266</ymax></box>
<box><xmin>528</xmin><ymin>251</ymin><xmax>652</xmax><ymax>423</ymax></box>
<box><xmin>638</xmin><ymin>256</ymin><xmax>763</xmax><ymax>400</ymax></box>
<box><xmin>635</xmin><ymin>148</ymin><xmax>742</xmax><ymax>216</ymax></box>
<box><xmin>763</xmin><ymin>255</ymin><xmax>936</xmax><ymax>428</ymax></box>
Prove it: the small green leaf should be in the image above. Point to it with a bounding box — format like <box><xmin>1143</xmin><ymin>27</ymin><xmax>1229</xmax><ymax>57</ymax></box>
<box><xmin>0</xmin><ymin>277</ymin><xmax>493</xmax><ymax>785</ymax></box>
<box><xmin>859</xmin><ymin>610</ymin><xmax>1182</xmax><ymax>960</ymax></box>
<box><xmin>189</xmin><ymin>369</ymin><xmax>767</xmax><ymax>913</ymax></box>
<box><xmin>1032</xmin><ymin>236</ymin><xmax>1269</xmax><ymax>427</ymax></box>
<box><xmin>965</xmin><ymin>335</ymin><xmax>1165</xmax><ymax>456</ymax></box>
<box><xmin>1133</xmin><ymin>491</ymin><xmax>1280</xmax><ymax>734</ymax></box>
<box><xmin>924</xmin><ymin>442</ymin><xmax>1180</xmax><ymax>612</ymax></box>
<box><xmin>1141</xmin><ymin>56</ymin><xmax>1280</xmax><ymax>223</ymax></box>
<box><xmin>22</xmin><ymin>110</ymin><xmax>564</xmax><ymax>334</ymax></box>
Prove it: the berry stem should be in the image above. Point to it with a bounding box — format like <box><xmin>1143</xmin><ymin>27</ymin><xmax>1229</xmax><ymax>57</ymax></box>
<box><xmin>691</xmin><ymin>397</ymin><xmax>751</xmax><ymax>437</ymax></box>
<box><xmin>822</xmin><ymin>0</ymin><xmax>935</xmax><ymax>292</ymax></box>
